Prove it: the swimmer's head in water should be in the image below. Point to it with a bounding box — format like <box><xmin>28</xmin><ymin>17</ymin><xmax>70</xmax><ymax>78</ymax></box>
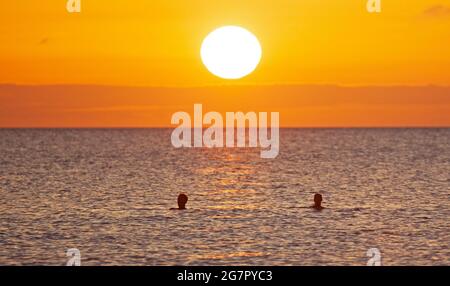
<box><xmin>177</xmin><ymin>193</ymin><xmax>188</xmax><ymax>209</ymax></box>
<box><xmin>314</xmin><ymin>193</ymin><xmax>323</xmax><ymax>207</ymax></box>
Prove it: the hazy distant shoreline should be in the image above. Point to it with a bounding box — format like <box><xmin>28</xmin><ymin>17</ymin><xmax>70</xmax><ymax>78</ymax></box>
<box><xmin>1</xmin><ymin>84</ymin><xmax>449</xmax><ymax>128</ymax></box>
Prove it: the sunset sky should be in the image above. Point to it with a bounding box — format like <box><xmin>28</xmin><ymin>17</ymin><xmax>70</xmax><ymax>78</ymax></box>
<box><xmin>1</xmin><ymin>0</ymin><xmax>450</xmax><ymax>127</ymax></box>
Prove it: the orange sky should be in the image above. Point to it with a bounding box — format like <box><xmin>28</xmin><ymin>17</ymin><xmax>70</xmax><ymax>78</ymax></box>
<box><xmin>1</xmin><ymin>1</ymin><xmax>450</xmax><ymax>127</ymax></box>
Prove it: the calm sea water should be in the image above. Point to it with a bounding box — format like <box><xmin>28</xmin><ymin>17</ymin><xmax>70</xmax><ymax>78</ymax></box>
<box><xmin>0</xmin><ymin>129</ymin><xmax>449</xmax><ymax>265</ymax></box>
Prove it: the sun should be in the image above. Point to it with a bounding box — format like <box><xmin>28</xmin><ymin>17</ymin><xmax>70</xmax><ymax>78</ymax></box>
<box><xmin>201</xmin><ymin>26</ymin><xmax>262</xmax><ymax>80</ymax></box>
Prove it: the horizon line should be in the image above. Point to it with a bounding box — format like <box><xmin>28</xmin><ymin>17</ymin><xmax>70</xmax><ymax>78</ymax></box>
<box><xmin>1</xmin><ymin>126</ymin><xmax>449</xmax><ymax>129</ymax></box>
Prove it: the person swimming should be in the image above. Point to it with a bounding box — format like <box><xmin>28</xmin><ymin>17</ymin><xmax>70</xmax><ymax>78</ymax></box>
<box><xmin>170</xmin><ymin>193</ymin><xmax>188</xmax><ymax>210</ymax></box>
<box><xmin>311</xmin><ymin>193</ymin><xmax>324</xmax><ymax>210</ymax></box>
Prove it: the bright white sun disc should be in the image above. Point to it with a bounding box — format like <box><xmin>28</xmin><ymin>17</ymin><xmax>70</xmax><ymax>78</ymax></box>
<box><xmin>201</xmin><ymin>26</ymin><xmax>262</xmax><ymax>79</ymax></box>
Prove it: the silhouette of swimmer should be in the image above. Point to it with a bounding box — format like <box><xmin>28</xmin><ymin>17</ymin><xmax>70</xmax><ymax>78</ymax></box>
<box><xmin>311</xmin><ymin>193</ymin><xmax>324</xmax><ymax>210</ymax></box>
<box><xmin>170</xmin><ymin>193</ymin><xmax>188</xmax><ymax>210</ymax></box>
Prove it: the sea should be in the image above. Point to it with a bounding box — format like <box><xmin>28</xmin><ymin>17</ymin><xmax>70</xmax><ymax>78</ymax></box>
<box><xmin>0</xmin><ymin>128</ymin><xmax>449</xmax><ymax>265</ymax></box>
